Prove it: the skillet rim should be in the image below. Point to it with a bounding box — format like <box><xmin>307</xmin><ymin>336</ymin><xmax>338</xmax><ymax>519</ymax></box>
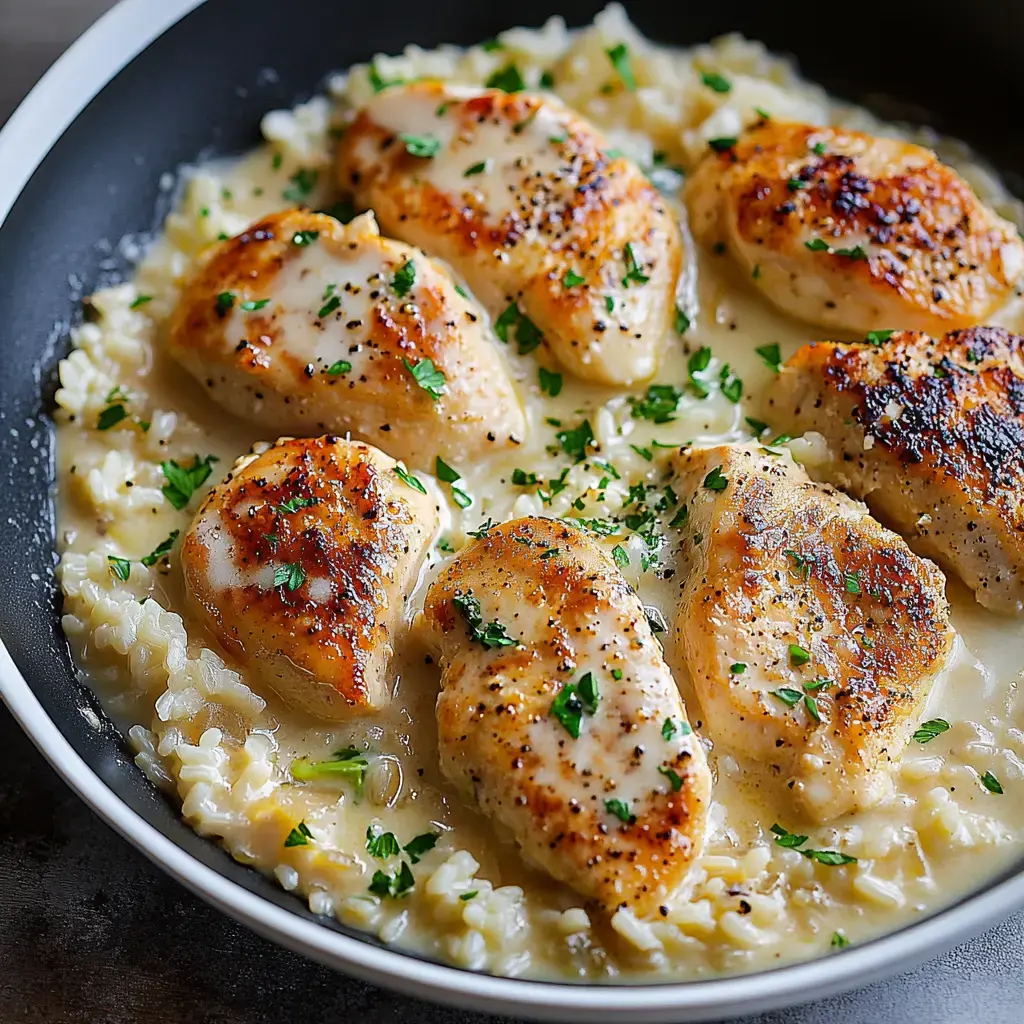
<box><xmin>2</xmin><ymin>0</ymin><xmax>1023</xmax><ymax>1019</ymax></box>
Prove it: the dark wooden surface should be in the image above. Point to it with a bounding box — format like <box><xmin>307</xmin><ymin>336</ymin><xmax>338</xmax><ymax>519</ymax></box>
<box><xmin>2</xmin><ymin>5</ymin><xmax>1022</xmax><ymax>1022</ymax></box>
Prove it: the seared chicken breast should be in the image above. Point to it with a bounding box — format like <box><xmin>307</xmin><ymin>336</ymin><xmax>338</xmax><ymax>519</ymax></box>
<box><xmin>424</xmin><ymin>517</ymin><xmax>709</xmax><ymax>914</ymax></box>
<box><xmin>167</xmin><ymin>209</ymin><xmax>525</xmax><ymax>472</ymax></box>
<box><xmin>686</xmin><ymin>120</ymin><xmax>1024</xmax><ymax>334</ymax></box>
<box><xmin>768</xmin><ymin>326</ymin><xmax>1024</xmax><ymax>613</ymax></box>
<box><xmin>672</xmin><ymin>445</ymin><xmax>954</xmax><ymax>821</ymax></box>
<box><xmin>336</xmin><ymin>82</ymin><xmax>683</xmax><ymax>386</ymax></box>
<box><xmin>182</xmin><ymin>435</ymin><xmax>438</xmax><ymax>719</ymax></box>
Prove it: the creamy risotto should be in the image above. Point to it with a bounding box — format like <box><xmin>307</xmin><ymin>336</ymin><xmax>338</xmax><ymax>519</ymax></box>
<box><xmin>55</xmin><ymin>5</ymin><xmax>1024</xmax><ymax>982</ymax></box>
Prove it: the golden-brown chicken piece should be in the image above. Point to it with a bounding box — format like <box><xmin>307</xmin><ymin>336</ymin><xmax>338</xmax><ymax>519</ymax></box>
<box><xmin>686</xmin><ymin>120</ymin><xmax>1024</xmax><ymax>334</ymax></box>
<box><xmin>767</xmin><ymin>326</ymin><xmax>1024</xmax><ymax>613</ymax></box>
<box><xmin>336</xmin><ymin>82</ymin><xmax>683</xmax><ymax>386</ymax></box>
<box><xmin>166</xmin><ymin>209</ymin><xmax>525</xmax><ymax>472</ymax></box>
<box><xmin>671</xmin><ymin>445</ymin><xmax>954</xmax><ymax>821</ymax></box>
<box><xmin>424</xmin><ymin>517</ymin><xmax>709</xmax><ymax>914</ymax></box>
<box><xmin>181</xmin><ymin>436</ymin><xmax>438</xmax><ymax>719</ymax></box>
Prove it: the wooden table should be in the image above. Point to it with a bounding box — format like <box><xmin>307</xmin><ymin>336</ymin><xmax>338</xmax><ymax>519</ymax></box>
<box><xmin>1</xmin><ymin>4</ymin><xmax>1022</xmax><ymax>1022</ymax></box>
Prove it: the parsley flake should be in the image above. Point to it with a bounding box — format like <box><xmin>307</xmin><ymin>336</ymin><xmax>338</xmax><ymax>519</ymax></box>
<box><xmin>485</xmin><ymin>64</ymin><xmax>526</xmax><ymax>93</ymax></box>
<box><xmin>403</xmin><ymin>357</ymin><xmax>446</xmax><ymax>401</ymax></box>
<box><xmin>273</xmin><ymin>563</ymin><xmax>306</xmax><ymax>591</ymax></box>
<box><xmin>453</xmin><ymin>591</ymin><xmax>517</xmax><ymax>650</ymax></box>
<box><xmin>913</xmin><ymin>719</ymin><xmax>950</xmax><ymax>744</ymax></box>
<box><xmin>756</xmin><ymin>343</ymin><xmax>782</xmax><ymax>371</ymax></box>
<box><xmin>107</xmin><ymin>555</ymin><xmax>132</xmax><ymax>582</ymax></box>
<box><xmin>555</xmin><ymin>420</ymin><xmax>595</xmax><ymax>463</ymax></box>
<box><xmin>612</xmin><ymin>544</ymin><xmax>630</xmax><ymax>568</ymax></box>
<box><xmin>550</xmin><ymin>684</ymin><xmax>584</xmax><ymax>739</ymax></box>
<box><xmin>284</xmin><ymin>821</ymin><xmax>314</xmax><ymax>848</ymax></box>
<box><xmin>630</xmin><ymin>383</ymin><xmax>681</xmax><ymax>423</ymax></box>
<box><xmin>604</xmin><ymin>798</ymin><xmax>634</xmax><ymax>824</ymax></box>
<box><xmin>365</xmin><ymin>826</ymin><xmax>401</xmax><ymax>859</ymax></box>
<box><xmin>400</xmin><ymin>133</ymin><xmax>440</xmax><ymax>158</ymax></box>
<box><xmin>141</xmin><ymin>530</ymin><xmax>180</xmax><ymax>568</ymax></box>
<box><xmin>658</xmin><ymin>765</ymin><xmax>684</xmax><ymax>791</ymax></box>
<box><xmin>394</xmin><ymin>463</ymin><xmax>427</xmax><ymax>494</ymax></box>
<box><xmin>404</xmin><ymin>832</ymin><xmax>439</xmax><ymax>863</ymax></box>
<box><xmin>703</xmin><ymin>466</ymin><xmax>728</xmax><ymax>491</ymax></box>
<box><xmin>434</xmin><ymin>457</ymin><xmax>460</xmax><ymax>483</ymax></box>
<box><xmin>621</xmin><ymin>242</ymin><xmax>649</xmax><ymax>287</ymax></box>
<box><xmin>392</xmin><ymin>259</ymin><xmax>416</xmax><ymax>296</ymax></box>
<box><xmin>866</xmin><ymin>330</ymin><xmax>895</xmax><ymax>346</ymax></box>
<box><xmin>981</xmin><ymin>771</ymin><xmax>1003</xmax><ymax>794</ymax></box>
<box><xmin>160</xmin><ymin>455</ymin><xmax>218</xmax><ymax>510</ymax></box>
<box><xmin>605</xmin><ymin>44</ymin><xmax>636</xmax><ymax>91</ymax></box>
<box><xmin>563</xmin><ymin>268</ymin><xmax>586</xmax><ymax>288</ymax></box>
<box><xmin>539</xmin><ymin>367</ymin><xmax>563</xmax><ymax>397</ymax></box>
<box><xmin>326</xmin><ymin>360</ymin><xmax>352</xmax><ymax>376</ymax></box>
<box><xmin>700</xmin><ymin>71</ymin><xmax>731</xmax><ymax>93</ymax></box>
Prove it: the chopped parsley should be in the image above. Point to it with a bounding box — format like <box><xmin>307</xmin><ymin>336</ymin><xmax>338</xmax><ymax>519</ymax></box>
<box><xmin>770</xmin><ymin>823</ymin><xmax>808</xmax><ymax>848</ymax></box>
<box><xmin>291</xmin><ymin>230</ymin><xmax>319</xmax><ymax>246</ymax></box>
<box><xmin>365</xmin><ymin>826</ymin><xmax>401</xmax><ymax>859</ymax></box>
<box><xmin>273</xmin><ymin>563</ymin><xmax>306</xmax><ymax>592</ymax></box>
<box><xmin>912</xmin><ymin>719</ymin><xmax>950</xmax><ymax>744</ymax></box>
<box><xmin>563</xmin><ymin>268</ymin><xmax>586</xmax><ymax>288</ymax></box>
<box><xmin>393</xmin><ymin>462</ymin><xmax>427</xmax><ymax>494</ymax></box>
<box><xmin>282</xmin><ymin>167</ymin><xmax>318</xmax><ymax>203</ymax></box>
<box><xmin>283</xmin><ymin>821</ymin><xmax>314</xmax><ymax>848</ymax></box>
<box><xmin>140</xmin><ymin>530</ymin><xmax>180</xmax><ymax>568</ymax></box>
<box><xmin>539</xmin><ymin>367</ymin><xmax>563</xmax><ymax>397</ymax></box>
<box><xmin>831</xmin><ymin>931</ymin><xmax>850</xmax><ymax>949</ymax></box>
<box><xmin>392</xmin><ymin>259</ymin><xmax>416</xmax><ymax>296</ymax></box>
<box><xmin>866</xmin><ymin>329</ymin><xmax>895</xmax><ymax>346</ymax></box>
<box><xmin>434</xmin><ymin>457</ymin><xmax>460</xmax><ymax>483</ymax></box>
<box><xmin>326</xmin><ymin>360</ymin><xmax>352</xmax><ymax>376</ymax></box>
<box><xmin>621</xmin><ymin>242</ymin><xmax>649</xmax><ymax>287</ymax></box>
<box><xmin>452</xmin><ymin>591</ymin><xmax>517</xmax><ymax>650</ymax></box>
<box><xmin>688</xmin><ymin>346</ymin><xmax>712</xmax><ymax>398</ymax></box>
<box><xmin>789</xmin><ymin>643</ymin><xmax>811</xmax><ymax>666</ymax></box>
<box><xmin>278</xmin><ymin>494</ymin><xmax>314</xmax><ymax>514</ymax></box>
<box><xmin>771</xmin><ymin>824</ymin><xmax>856</xmax><ymax>864</ymax></box>
<box><xmin>811</xmin><ymin>141</ymin><xmax>828</xmax><ymax>156</ymax></box>
<box><xmin>630</xmin><ymin>383</ymin><xmax>681</xmax><ymax>423</ymax></box>
<box><xmin>605</xmin><ymin>43</ymin><xmax>636</xmax><ymax>91</ymax></box>
<box><xmin>399</xmin><ymin>133</ymin><xmax>440</xmax><ymax>158</ymax></box>
<box><xmin>746</xmin><ymin>416</ymin><xmax>770</xmax><ymax>437</ymax></box>
<box><xmin>463</xmin><ymin>160</ymin><xmax>489</xmax><ymax>177</ymax></box>
<box><xmin>403</xmin><ymin>357</ymin><xmax>446</xmax><ymax>401</ymax></box>
<box><xmin>368</xmin><ymin>62</ymin><xmax>403</xmax><ymax>93</ymax></box>
<box><xmin>719</xmin><ymin>365</ymin><xmax>743</xmax><ymax>403</ymax></box>
<box><xmin>771</xmin><ymin>687</ymin><xmax>804</xmax><ymax>707</ymax></box>
<box><xmin>730</xmin><ymin>662</ymin><xmax>746</xmax><ymax>675</ymax></box>
<box><xmin>611</xmin><ymin>544</ymin><xmax>630</xmax><ymax>568</ymax></box>
<box><xmin>404</xmin><ymin>831</ymin><xmax>439</xmax><ymax>863</ymax></box>
<box><xmin>675</xmin><ymin>307</ymin><xmax>691</xmax><ymax>334</ymax></box>
<box><xmin>494</xmin><ymin>301</ymin><xmax>543</xmax><ymax>354</ymax></box>
<box><xmin>107</xmin><ymin>555</ymin><xmax>132</xmax><ymax>582</ymax></box>
<box><xmin>451</xmin><ymin>486</ymin><xmax>472</xmax><ymax>509</ymax></box>
<box><xmin>555</xmin><ymin>419</ymin><xmax>595</xmax><ymax>463</ymax></box>
<box><xmin>215</xmin><ymin>291</ymin><xmax>236</xmax><ymax>315</ymax></box>
<box><xmin>981</xmin><ymin>771</ymin><xmax>1003</xmax><ymax>794</ymax></box>
<box><xmin>804</xmin><ymin>238</ymin><xmax>868</xmax><ymax>260</ymax></box>
<box><xmin>369</xmin><ymin>861</ymin><xmax>415</xmax><ymax>898</ymax></box>
<box><xmin>844</xmin><ymin>570</ymin><xmax>862</xmax><ymax>595</ymax></box>
<box><xmin>630</xmin><ymin>445</ymin><xmax>653</xmax><ymax>461</ymax></box>
<box><xmin>661</xmin><ymin>717</ymin><xmax>691</xmax><ymax>740</ymax></box>
<box><xmin>756</xmin><ymin>343</ymin><xmax>782</xmax><ymax>371</ymax></box>
<box><xmin>550</xmin><ymin>683</ymin><xmax>584</xmax><ymax>739</ymax></box>
<box><xmin>658</xmin><ymin>765</ymin><xmax>684</xmax><ymax>791</ymax></box>
<box><xmin>130</xmin><ymin>295</ymin><xmax>152</xmax><ymax>309</ymax></box>
<box><xmin>604</xmin><ymin>798</ymin><xmax>634</xmax><ymax>824</ymax></box>
<box><xmin>539</xmin><ymin>70</ymin><xmax>555</xmax><ymax>89</ymax></box>
<box><xmin>97</xmin><ymin>402</ymin><xmax>127</xmax><ymax>431</ymax></box>
<box><xmin>803</xmin><ymin>849</ymin><xmax>857</xmax><ymax>866</ymax></box>
<box><xmin>786</xmin><ymin>178</ymin><xmax>807</xmax><ymax>192</ymax></box>
<box><xmin>804</xmin><ymin>694</ymin><xmax>822</xmax><ymax>723</ymax></box>
<box><xmin>481</xmin><ymin>38</ymin><xmax>503</xmax><ymax>52</ymax></box>
<box><xmin>290</xmin><ymin>747</ymin><xmax>368</xmax><ymax>791</ymax></box>
<box><xmin>485</xmin><ymin>64</ymin><xmax>526</xmax><ymax>93</ymax></box>
<box><xmin>460</xmin><ymin>891</ymin><xmax>478</xmax><ymax>901</ymax></box>
<box><xmin>708</xmin><ymin>137</ymin><xmax>737</xmax><ymax>152</ymax></box>
<box><xmin>703</xmin><ymin>466</ymin><xmax>728</xmax><ymax>491</ymax></box>
<box><xmin>611</xmin><ymin>668</ymin><xmax>623</xmax><ymax>681</ymax></box>
<box><xmin>700</xmin><ymin>70</ymin><xmax>731</xmax><ymax>93</ymax></box>
<box><xmin>576</xmin><ymin>672</ymin><xmax>599</xmax><ymax>715</ymax></box>
<box><xmin>160</xmin><ymin>454</ymin><xmax>218</xmax><ymax>510</ymax></box>
<box><xmin>241</xmin><ymin>298</ymin><xmax>271</xmax><ymax>312</ymax></box>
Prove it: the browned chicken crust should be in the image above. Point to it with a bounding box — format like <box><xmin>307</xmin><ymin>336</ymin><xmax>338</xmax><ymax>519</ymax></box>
<box><xmin>182</xmin><ymin>436</ymin><xmax>437</xmax><ymax>719</ymax></box>
<box><xmin>672</xmin><ymin>446</ymin><xmax>954</xmax><ymax>821</ymax></box>
<box><xmin>768</xmin><ymin>326</ymin><xmax>1024</xmax><ymax>612</ymax></box>
<box><xmin>686</xmin><ymin>120</ymin><xmax>1023</xmax><ymax>333</ymax></box>
<box><xmin>166</xmin><ymin>208</ymin><xmax>524</xmax><ymax>471</ymax></box>
<box><xmin>424</xmin><ymin>517</ymin><xmax>710</xmax><ymax>914</ymax></box>
<box><xmin>337</xmin><ymin>81</ymin><xmax>683</xmax><ymax>385</ymax></box>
